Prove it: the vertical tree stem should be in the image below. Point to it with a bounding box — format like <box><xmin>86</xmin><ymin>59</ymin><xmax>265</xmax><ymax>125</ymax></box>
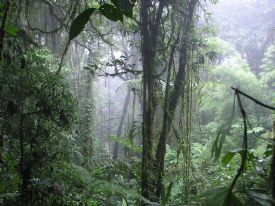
<box><xmin>0</xmin><ymin>0</ymin><xmax>12</xmax><ymax>60</ymax></box>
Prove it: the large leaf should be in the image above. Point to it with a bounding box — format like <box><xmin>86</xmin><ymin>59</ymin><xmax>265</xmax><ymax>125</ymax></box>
<box><xmin>121</xmin><ymin>197</ymin><xmax>129</xmax><ymax>206</ymax></box>
<box><xmin>230</xmin><ymin>193</ymin><xmax>244</xmax><ymax>206</ymax></box>
<box><xmin>200</xmin><ymin>187</ymin><xmax>229</xmax><ymax>206</ymax></box>
<box><xmin>69</xmin><ymin>8</ymin><xmax>96</xmax><ymax>41</ymax></box>
<box><xmin>246</xmin><ymin>190</ymin><xmax>275</xmax><ymax>206</ymax></box>
<box><xmin>161</xmin><ymin>182</ymin><xmax>174</xmax><ymax>206</ymax></box>
<box><xmin>200</xmin><ymin>187</ymin><xmax>243</xmax><ymax>206</ymax></box>
<box><xmin>99</xmin><ymin>3</ymin><xmax>123</xmax><ymax>22</ymax></box>
<box><xmin>211</xmin><ymin>130</ymin><xmax>227</xmax><ymax>161</ymax></box>
<box><xmin>162</xmin><ymin>182</ymin><xmax>173</xmax><ymax>206</ymax></box>
<box><xmin>93</xmin><ymin>180</ymin><xmax>153</xmax><ymax>204</ymax></box>
<box><xmin>264</xmin><ymin>144</ymin><xmax>273</xmax><ymax>158</ymax></box>
<box><xmin>111</xmin><ymin>0</ymin><xmax>135</xmax><ymax>18</ymax></box>
<box><xmin>222</xmin><ymin>152</ymin><xmax>236</xmax><ymax>165</ymax></box>
<box><xmin>211</xmin><ymin>118</ymin><xmax>233</xmax><ymax>161</ymax></box>
<box><xmin>222</xmin><ymin>148</ymin><xmax>242</xmax><ymax>165</ymax></box>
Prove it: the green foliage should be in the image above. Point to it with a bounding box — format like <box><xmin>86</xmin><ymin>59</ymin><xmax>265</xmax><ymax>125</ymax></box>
<box><xmin>69</xmin><ymin>8</ymin><xmax>96</xmax><ymax>41</ymax></box>
<box><xmin>246</xmin><ymin>190</ymin><xmax>275</xmax><ymax>206</ymax></box>
<box><xmin>260</xmin><ymin>43</ymin><xmax>275</xmax><ymax>105</ymax></box>
<box><xmin>211</xmin><ymin>118</ymin><xmax>233</xmax><ymax>161</ymax></box>
<box><xmin>141</xmin><ymin>33</ymin><xmax>275</xmax><ymax>206</ymax></box>
<box><xmin>0</xmin><ymin>47</ymin><xmax>77</xmax><ymax>205</ymax></box>
<box><xmin>1</xmin><ymin>0</ymin><xmax>274</xmax><ymax>205</ymax></box>
<box><xmin>221</xmin><ymin>148</ymin><xmax>242</xmax><ymax>166</ymax></box>
<box><xmin>99</xmin><ymin>4</ymin><xmax>123</xmax><ymax>22</ymax></box>
<box><xmin>68</xmin><ymin>0</ymin><xmax>135</xmax><ymax>41</ymax></box>
<box><xmin>160</xmin><ymin>182</ymin><xmax>173</xmax><ymax>206</ymax></box>
<box><xmin>110</xmin><ymin>0</ymin><xmax>136</xmax><ymax>18</ymax></box>
<box><xmin>111</xmin><ymin>136</ymin><xmax>142</xmax><ymax>153</ymax></box>
<box><xmin>5</xmin><ymin>24</ymin><xmax>17</xmax><ymax>36</ymax></box>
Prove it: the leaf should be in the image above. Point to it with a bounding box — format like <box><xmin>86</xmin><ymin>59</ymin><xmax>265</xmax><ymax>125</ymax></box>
<box><xmin>222</xmin><ymin>148</ymin><xmax>257</xmax><ymax>168</ymax></box>
<box><xmin>264</xmin><ymin>150</ymin><xmax>272</xmax><ymax>158</ymax></box>
<box><xmin>69</xmin><ymin>8</ymin><xmax>96</xmax><ymax>41</ymax></box>
<box><xmin>121</xmin><ymin>197</ymin><xmax>128</xmax><ymax>206</ymax></box>
<box><xmin>248</xmin><ymin>127</ymin><xmax>265</xmax><ymax>134</ymax></box>
<box><xmin>164</xmin><ymin>182</ymin><xmax>173</xmax><ymax>205</ymax></box>
<box><xmin>211</xmin><ymin>131</ymin><xmax>226</xmax><ymax>161</ymax></box>
<box><xmin>160</xmin><ymin>182</ymin><xmax>173</xmax><ymax>206</ymax></box>
<box><xmin>211</xmin><ymin>118</ymin><xmax>233</xmax><ymax>161</ymax></box>
<box><xmin>222</xmin><ymin>151</ymin><xmax>236</xmax><ymax>165</ymax></box>
<box><xmin>199</xmin><ymin>187</ymin><xmax>229</xmax><ymax>206</ymax></box>
<box><xmin>93</xmin><ymin>180</ymin><xmax>152</xmax><ymax>204</ymax></box>
<box><xmin>246</xmin><ymin>190</ymin><xmax>275</xmax><ymax>206</ymax></box>
<box><xmin>87</xmin><ymin>198</ymin><xmax>97</xmax><ymax>206</ymax></box>
<box><xmin>5</xmin><ymin>24</ymin><xmax>17</xmax><ymax>36</ymax></box>
<box><xmin>111</xmin><ymin>0</ymin><xmax>136</xmax><ymax>18</ymax></box>
<box><xmin>201</xmin><ymin>187</ymin><xmax>243</xmax><ymax>206</ymax></box>
<box><xmin>99</xmin><ymin>4</ymin><xmax>123</xmax><ymax>22</ymax></box>
<box><xmin>264</xmin><ymin>145</ymin><xmax>273</xmax><ymax>158</ymax></box>
<box><xmin>160</xmin><ymin>184</ymin><xmax>166</xmax><ymax>206</ymax></box>
<box><xmin>111</xmin><ymin>136</ymin><xmax>142</xmax><ymax>153</ymax></box>
<box><xmin>230</xmin><ymin>193</ymin><xmax>244</xmax><ymax>206</ymax></box>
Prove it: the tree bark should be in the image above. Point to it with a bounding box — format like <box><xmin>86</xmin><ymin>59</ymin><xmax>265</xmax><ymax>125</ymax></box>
<box><xmin>0</xmin><ymin>0</ymin><xmax>11</xmax><ymax>59</ymax></box>
<box><xmin>140</xmin><ymin>0</ymin><xmax>198</xmax><ymax>202</ymax></box>
<box><xmin>83</xmin><ymin>73</ymin><xmax>93</xmax><ymax>167</ymax></box>
<box><xmin>0</xmin><ymin>0</ymin><xmax>12</xmax><ymax>164</ymax></box>
<box><xmin>81</xmin><ymin>67</ymin><xmax>96</xmax><ymax>168</ymax></box>
<box><xmin>154</xmin><ymin>0</ymin><xmax>198</xmax><ymax>199</ymax></box>
<box><xmin>140</xmin><ymin>0</ymin><xmax>165</xmax><ymax>202</ymax></box>
<box><xmin>113</xmin><ymin>88</ymin><xmax>131</xmax><ymax>159</ymax></box>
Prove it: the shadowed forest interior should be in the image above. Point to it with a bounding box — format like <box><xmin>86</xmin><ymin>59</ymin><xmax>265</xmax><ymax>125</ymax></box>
<box><xmin>0</xmin><ymin>0</ymin><xmax>275</xmax><ymax>205</ymax></box>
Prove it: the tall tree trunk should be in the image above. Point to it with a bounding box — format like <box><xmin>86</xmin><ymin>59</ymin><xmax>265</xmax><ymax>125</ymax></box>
<box><xmin>0</xmin><ymin>0</ymin><xmax>12</xmax><ymax>163</ymax></box>
<box><xmin>83</xmin><ymin>72</ymin><xmax>95</xmax><ymax>168</ymax></box>
<box><xmin>113</xmin><ymin>88</ymin><xmax>131</xmax><ymax>159</ymax></box>
<box><xmin>140</xmin><ymin>0</ymin><xmax>165</xmax><ymax>202</ymax></box>
<box><xmin>154</xmin><ymin>0</ymin><xmax>198</xmax><ymax>199</ymax></box>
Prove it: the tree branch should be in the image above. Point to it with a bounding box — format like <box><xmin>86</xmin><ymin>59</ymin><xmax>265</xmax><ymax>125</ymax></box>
<box><xmin>231</xmin><ymin>87</ymin><xmax>275</xmax><ymax>111</ymax></box>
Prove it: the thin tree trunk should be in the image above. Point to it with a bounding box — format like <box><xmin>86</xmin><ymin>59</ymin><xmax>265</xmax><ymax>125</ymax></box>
<box><xmin>128</xmin><ymin>89</ymin><xmax>136</xmax><ymax>158</ymax></box>
<box><xmin>113</xmin><ymin>88</ymin><xmax>131</xmax><ymax>159</ymax></box>
<box><xmin>83</xmin><ymin>73</ymin><xmax>93</xmax><ymax>167</ymax></box>
<box><xmin>0</xmin><ymin>0</ymin><xmax>11</xmax><ymax>59</ymax></box>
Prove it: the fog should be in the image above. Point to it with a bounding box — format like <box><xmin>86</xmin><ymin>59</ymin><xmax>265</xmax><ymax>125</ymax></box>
<box><xmin>2</xmin><ymin>0</ymin><xmax>275</xmax><ymax>204</ymax></box>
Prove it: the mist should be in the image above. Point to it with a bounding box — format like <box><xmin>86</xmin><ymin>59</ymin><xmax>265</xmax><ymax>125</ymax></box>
<box><xmin>0</xmin><ymin>0</ymin><xmax>274</xmax><ymax>205</ymax></box>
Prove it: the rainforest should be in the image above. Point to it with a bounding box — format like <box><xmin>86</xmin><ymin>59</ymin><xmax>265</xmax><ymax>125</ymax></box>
<box><xmin>0</xmin><ymin>0</ymin><xmax>275</xmax><ymax>205</ymax></box>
